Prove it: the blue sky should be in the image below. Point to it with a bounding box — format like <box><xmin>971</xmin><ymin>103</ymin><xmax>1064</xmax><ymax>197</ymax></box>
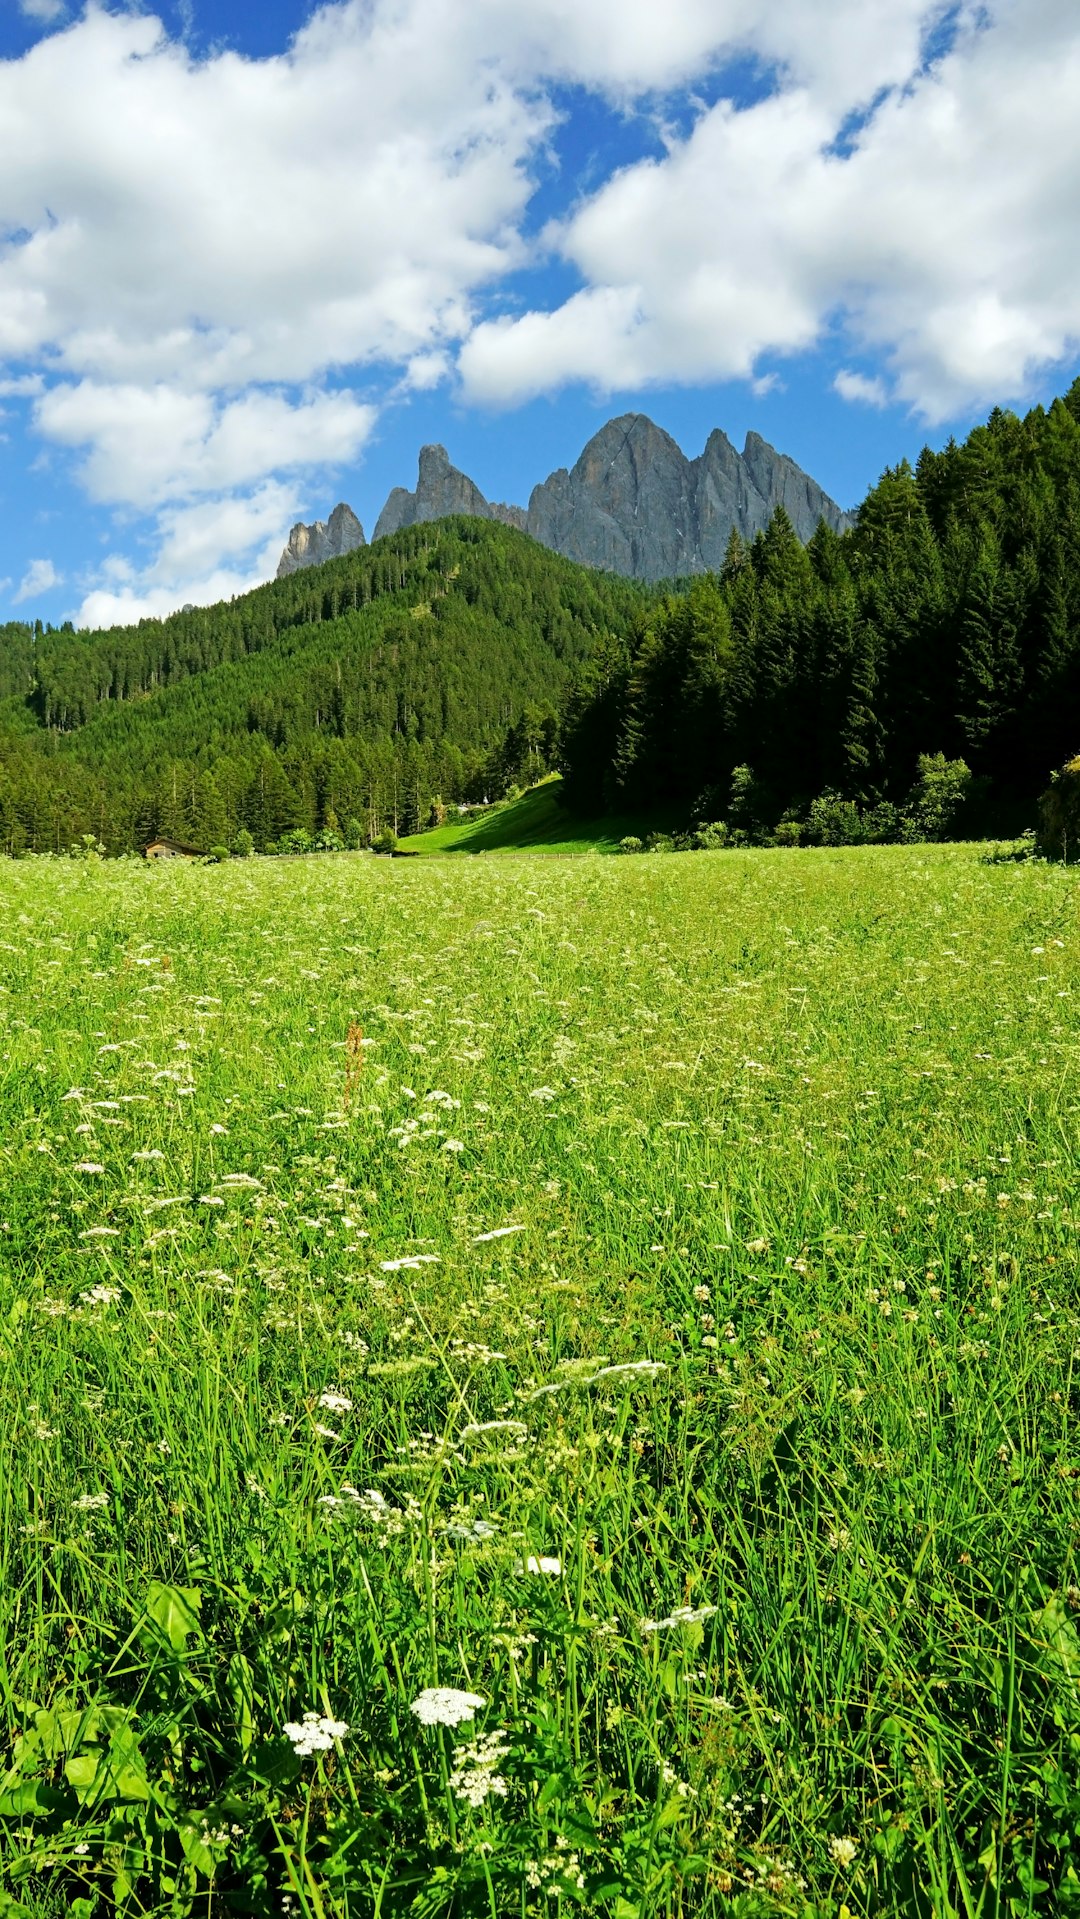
<box><xmin>0</xmin><ymin>0</ymin><xmax>1077</xmax><ymax>627</ymax></box>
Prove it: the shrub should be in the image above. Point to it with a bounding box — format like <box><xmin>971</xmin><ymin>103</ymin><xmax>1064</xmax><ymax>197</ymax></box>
<box><xmin>230</xmin><ymin>829</ymin><xmax>254</xmax><ymax>858</ymax></box>
<box><xmin>373</xmin><ymin>827</ymin><xmax>397</xmax><ymax>856</ymax></box>
<box><xmin>1037</xmin><ymin>756</ymin><xmax>1080</xmax><ymax>860</ymax></box>
<box><xmin>805</xmin><ymin>791</ymin><xmax>866</xmax><ymax>846</ymax></box>
<box><xmin>728</xmin><ymin>764</ymin><xmax>762</xmax><ymax>833</ymax></box>
<box><xmin>69</xmin><ymin>833</ymin><xmax>105</xmax><ymax>860</ymax></box>
<box><xmin>206</xmin><ymin>845</ymin><xmax>231</xmax><ymax>864</ymax></box>
<box><xmin>645</xmin><ymin>832</ymin><xmax>675</xmax><ymax>854</ymax></box>
<box><xmin>277</xmin><ymin>828</ymin><xmax>314</xmax><ymax>856</ymax></box>
<box><xmin>617</xmin><ymin>836</ymin><xmax>644</xmax><ymax>854</ymax></box>
<box><xmin>343</xmin><ymin>816</ymin><xmax>365</xmax><ymax>851</ymax></box>
<box><xmin>692</xmin><ymin>820</ymin><xmax>729</xmax><ymax>850</ymax></box>
<box><xmin>772</xmin><ymin>819</ymin><xmax>804</xmax><ymax>847</ymax></box>
<box><xmin>901</xmin><ymin>753</ymin><xmax>974</xmax><ymax>841</ymax></box>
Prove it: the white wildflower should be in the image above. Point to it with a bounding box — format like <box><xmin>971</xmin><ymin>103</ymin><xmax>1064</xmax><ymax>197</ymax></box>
<box><xmin>590</xmin><ymin>1360</ymin><xmax>667</xmax><ymax>1382</ymax></box>
<box><xmin>640</xmin><ymin>1605</ymin><xmax>717</xmax><ymax>1633</ymax></box>
<box><xmin>459</xmin><ymin>1419</ymin><xmax>527</xmax><ymax>1442</ymax></box>
<box><xmin>441</xmin><ymin>1138</ymin><xmax>465</xmax><ymax>1152</ymax></box>
<box><xmin>472</xmin><ymin>1225</ymin><xmax>525</xmax><ymax>1243</ymax></box>
<box><xmin>516</xmin><ymin>1555</ymin><xmax>563</xmax><ymax>1576</ymax></box>
<box><xmin>283</xmin><ymin>1711</ymin><xmax>349</xmax><ymax>1758</ymax></box>
<box><xmin>79</xmin><ymin>1285</ymin><xmax>122</xmax><ymax>1306</ymax></box>
<box><xmin>448</xmin><ymin>1729</ymin><xmax>511</xmax><ymax>1808</ymax></box>
<box><xmin>317</xmin><ymin>1392</ymin><xmax>353</xmax><ymax>1413</ymax></box>
<box><xmin>445</xmin><ymin>1517</ymin><xmax>500</xmax><ymax>1542</ymax></box>
<box><xmin>828</xmin><ymin>1835</ymin><xmax>858</xmax><ymax>1869</ymax></box>
<box><xmin>73</xmin><ymin>1492</ymin><xmax>110</xmax><ymax>1512</ymax></box>
<box><xmin>410</xmin><ymin>1687</ymin><xmax>485</xmax><ymax>1728</ymax></box>
<box><xmin>380</xmin><ymin>1254</ymin><xmax>440</xmax><ymax>1272</ymax></box>
<box><xmin>73</xmin><ymin>1161</ymin><xmax>105</xmax><ymax>1175</ymax></box>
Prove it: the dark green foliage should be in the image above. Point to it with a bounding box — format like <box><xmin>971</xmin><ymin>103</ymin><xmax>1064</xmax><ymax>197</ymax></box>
<box><xmin>0</xmin><ymin>520</ymin><xmax>647</xmax><ymax>853</ymax></box>
<box><xmin>1037</xmin><ymin>755</ymin><xmax>1080</xmax><ymax>859</ymax></box>
<box><xmin>902</xmin><ymin>753</ymin><xmax>976</xmax><ymax>841</ymax></box>
<box><xmin>559</xmin><ymin>382</ymin><xmax>1080</xmax><ymax>834</ymax></box>
<box><xmin>6</xmin><ymin>381</ymin><xmax>1080</xmax><ymax>855</ymax></box>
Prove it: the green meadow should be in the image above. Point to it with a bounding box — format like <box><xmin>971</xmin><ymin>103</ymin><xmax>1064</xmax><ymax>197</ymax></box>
<box><xmin>1</xmin><ymin>844</ymin><xmax>1079</xmax><ymax>1918</ymax></box>
<box><xmin>395</xmin><ymin>781</ymin><xmax>681</xmax><ymax>857</ymax></box>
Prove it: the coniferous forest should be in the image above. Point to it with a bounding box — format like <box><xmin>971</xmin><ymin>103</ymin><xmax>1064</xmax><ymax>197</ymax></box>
<box><xmin>1</xmin><ymin>381</ymin><xmax>1080</xmax><ymax>854</ymax></box>
<box><xmin>558</xmin><ymin>381</ymin><xmax>1080</xmax><ymax>842</ymax></box>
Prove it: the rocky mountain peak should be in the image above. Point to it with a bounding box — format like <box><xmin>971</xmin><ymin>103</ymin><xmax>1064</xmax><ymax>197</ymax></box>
<box><xmin>276</xmin><ymin>414</ymin><xmax>849</xmax><ymax>584</ymax></box>
<box><xmin>276</xmin><ymin>501</ymin><xmax>365</xmax><ymax>579</ymax></box>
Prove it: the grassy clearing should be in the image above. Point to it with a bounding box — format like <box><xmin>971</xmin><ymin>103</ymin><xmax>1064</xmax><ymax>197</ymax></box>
<box><xmin>1</xmin><ymin>844</ymin><xmax>1079</xmax><ymax>1918</ymax></box>
<box><xmin>397</xmin><ymin>778</ymin><xmax>679</xmax><ymax>855</ymax></box>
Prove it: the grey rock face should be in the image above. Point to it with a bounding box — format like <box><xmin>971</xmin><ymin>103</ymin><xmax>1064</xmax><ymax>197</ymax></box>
<box><xmin>489</xmin><ymin>501</ymin><xmax>528</xmax><ymax>532</ymax></box>
<box><xmin>740</xmin><ymin>431</ymin><xmax>843</xmax><ymax>544</ymax></box>
<box><xmin>526</xmin><ymin>415</ymin><xmax>700</xmax><ymax>579</ymax></box>
<box><xmin>526</xmin><ymin>414</ymin><xmax>850</xmax><ymax>577</ymax></box>
<box><xmin>276</xmin><ymin>502</ymin><xmax>366</xmax><ymax>579</ymax></box>
<box><xmin>372</xmin><ymin>443</ymin><xmax>498</xmax><ymax>540</ymax></box>
<box><xmin>363</xmin><ymin>414</ymin><xmax>849</xmax><ymax>581</ymax></box>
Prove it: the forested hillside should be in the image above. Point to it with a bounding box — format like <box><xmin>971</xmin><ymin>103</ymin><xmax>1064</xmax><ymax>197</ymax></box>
<box><xmin>0</xmin><ymin>521</ymin><xmax>647</xmax><ymax>852</ymax></box>
<box><xmin>559</xmin><ymin>382</ymin><xmax>1080</xmax><ymax>838</ymax></box>
<box><xmin>2</xmin><ymin>382</ymin><xmax>1079</xmax><ymax>856</ymax></box>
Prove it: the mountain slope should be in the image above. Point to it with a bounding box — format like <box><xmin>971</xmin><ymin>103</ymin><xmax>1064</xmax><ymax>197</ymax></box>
<box><xmin>0</xmin><ymin>519</ymin><xmax>650</xmax><ymax>853</ymax></box>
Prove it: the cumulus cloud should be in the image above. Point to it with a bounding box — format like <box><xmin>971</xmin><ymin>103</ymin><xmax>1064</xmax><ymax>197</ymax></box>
<box><xmin>461</xmin><ymin>0</ymin><xmax>1080</xmax><ymax>421</ymax></box>
<box><xmin>35</xmin><ymin>382</ymin><xmax>376</xmax><ymax>507</ymax></box>
<box><xmin>14</xmin><ymin>557</ymin><xmax>61</xmax><ymax>602</ymax></box>
<box><xmin>1</xmin><ymin>0</ymin><xmax>1078</xmax><ymax>617</ymax></box>
<box><xmin>834</xmin><ymin>370</ymin><xmax>890</xmax><ymax>408</ymax></box>
<box><xmin>19</xmin><ymin>0</ymin><xmax>67</xmax><ymax>23</ymax></box>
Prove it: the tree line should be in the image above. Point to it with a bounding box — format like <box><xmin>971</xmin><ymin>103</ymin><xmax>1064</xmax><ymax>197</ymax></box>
<box><xmin>557</xmin><ymin>381</ymin><xmax>1080</xmax><ymax>840</ymax></box>
<box><xmin>2</xmin><ymin>381</ymin><xmax>1079</xmax><ymax>856</ymax></box>
<box><xmin>0</xmin><ymin>522</ymin><xmax>643</xmax><ymax>854</ymax></box>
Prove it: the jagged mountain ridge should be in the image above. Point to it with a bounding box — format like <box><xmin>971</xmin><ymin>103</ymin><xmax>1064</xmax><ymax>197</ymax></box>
<box><xmin>276</xmin><ymin>501</ymin><xmax>366</xmax><ymax>578</ymax></box>
<box><xmin>275</xmin><ymin>414</ymin><xmax>850</xmax><ymax>582</ymax></box>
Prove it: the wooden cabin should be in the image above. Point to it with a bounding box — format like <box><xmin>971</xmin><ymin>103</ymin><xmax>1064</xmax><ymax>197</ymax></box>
<box><xmin>144</xmin><ymin>838</ymin><xmax>205</xmax><ymax>860</ymax></box>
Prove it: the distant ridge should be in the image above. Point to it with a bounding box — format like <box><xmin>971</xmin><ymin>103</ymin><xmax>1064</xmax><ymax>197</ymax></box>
<box><xmin>276</xmin><ymin>501</ymin><xmax>366</xmax><ymax>578</ymax></box>
<box><xmin>276</xmin><ymin>415</ymin><xmax>849</xmax><ymax>583</ymax></box>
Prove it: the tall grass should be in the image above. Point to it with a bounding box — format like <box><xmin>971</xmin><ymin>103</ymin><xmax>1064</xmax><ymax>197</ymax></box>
<box><xmin>1</xmin><ymin>844</ymin><xmax>1078</xmax><ymax>1917</ymax></box>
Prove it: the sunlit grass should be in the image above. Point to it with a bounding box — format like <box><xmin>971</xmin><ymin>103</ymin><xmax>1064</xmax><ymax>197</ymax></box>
<box><xmin>1</xmin><ymin>844</ymin><xmax>1079</xmax><ymax>1917</ymax></box>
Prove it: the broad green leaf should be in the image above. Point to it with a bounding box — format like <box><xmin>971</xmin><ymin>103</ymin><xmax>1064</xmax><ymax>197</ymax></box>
<box><xmin>144</xmin><ymin>1581</ymin><xmax>203</xmax><ymax>1653</ymax></box>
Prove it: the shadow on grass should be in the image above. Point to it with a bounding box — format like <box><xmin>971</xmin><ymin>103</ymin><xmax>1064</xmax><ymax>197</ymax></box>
<box><xmin>400</xmin><ymin>780</ymin><xmax>683</xmax><ymax>855</ymax></box>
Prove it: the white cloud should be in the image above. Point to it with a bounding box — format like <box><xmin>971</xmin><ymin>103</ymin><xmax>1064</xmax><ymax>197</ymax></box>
<box><xmin>0</xmin><ymin>4</ymin><xmax>548</xmax><ymax>392</ymax></box>
<box><xmin>0</xmin><ymin>0</ymin><xmax>948</xmax><ymax>406</ymax></box>
<box><xmin>461</xmin><ymin>0</ymin><xmax>1080</xmax><ymax>421</ymax></box>
<box><xmin>35</xmin><ymin>382</ymin><xmax>376</xmax><ymax>507</ymax></box>
<box><xmin>0</xmin><ymin>373</ymin><xmax>44</xmax><ymax>398</ymax></box>
<box><xmin>834</xmin><ymin>369</ymin><xmax>890</xmax><ymax>408</ymax></box>
<box><xmin>14</xmin><ymin>556</ymin><xmax>61</xmax><ymax>602</ymax></box>
<box><xmin>0</xmin><ymin>0</ymin><xmax>1078</xmax><ymax>619</ymax></box>
<box><xmin>20</xmin><ymin>0</ymin><xmax>67</xmax><ymax>23</ymax></box>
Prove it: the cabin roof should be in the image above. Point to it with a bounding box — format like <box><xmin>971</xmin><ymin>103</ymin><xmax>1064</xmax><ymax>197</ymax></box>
<box><xmin>144</xmin><ymin>837</ymin><xmax>205</xmax><ymax>857</ymax></box>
